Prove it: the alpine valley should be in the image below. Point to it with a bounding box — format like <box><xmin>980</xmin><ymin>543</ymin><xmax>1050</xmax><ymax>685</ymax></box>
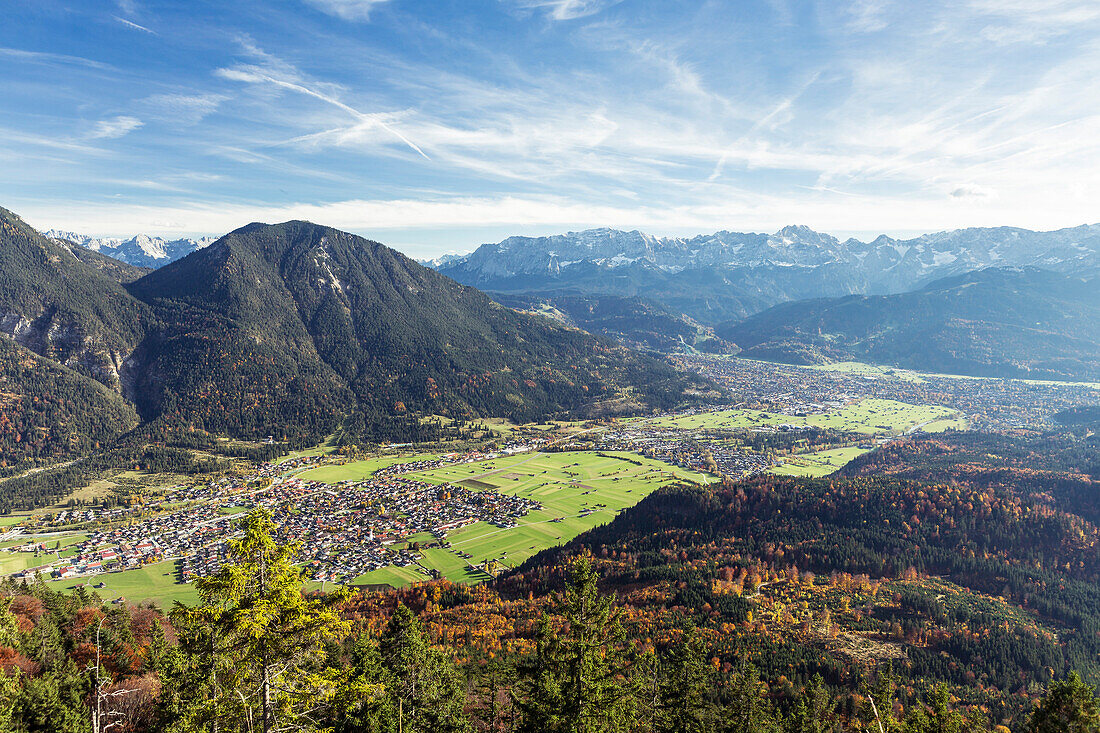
<box><xmin>6</xmin><ymin>197</ymin><xmax>1100</xmax><ymax>733</ymax></box>
<box><xmin>10</xmin><ymin>2</ymin><xmax>1100</xmax><ymax>731</ymax></box>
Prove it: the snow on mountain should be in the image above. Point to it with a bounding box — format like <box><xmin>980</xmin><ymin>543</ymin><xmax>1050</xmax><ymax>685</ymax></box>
<box><xmin>436</xmin><ymin>223</ymin><xmax>1100</xmax><ymax>290</ymax></box>
<box><xmin>43</xmin><ymin>229</ymin><xmax>217</xmax><ymax>268</ymax></box>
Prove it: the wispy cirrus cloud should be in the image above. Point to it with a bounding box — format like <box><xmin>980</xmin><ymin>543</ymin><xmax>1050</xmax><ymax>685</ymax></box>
<box><xmin>88</xmin><ymin>116</ymin><xmax>143</xmax><ymax>139</ymax></box>
<box><xmin>511</xmin><ymin>0</ymin><xmax>623</xmax><ymax>20</ymax></box>
<box><xmin>0</xmin><ymin>46</ymin><xmax>110</xmax><ymax>70</ymax></box>
<box><xmin>5</xmin><ymin>1</ymin><xmax>1100</xmax><ymax>254</ymax></box>
<box><xmin>302</xmin><ymin>0</ymin><xmax>391</xmax><ymax>20</ymax></box>
<box><xmin>142</xmin><ymin>93</ymin><xmax>227</xmax><ymax>125</ymax></box>
<box><xmin>215</xmin><ymin>40</ymin><xmax>430</xmax><ymax>159</ymax></box>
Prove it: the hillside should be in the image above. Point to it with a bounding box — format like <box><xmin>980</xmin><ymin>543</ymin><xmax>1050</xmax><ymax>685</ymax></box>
<box><xmin>123</xmin><ymin>220</ymin><xmax>706</xmax><ymax>441</ymax></box>
<box><xmin>0</xmin><ymin>207</ymin><xmax>153</xmax><ymax>392</ymax></box>
<box><xmin>491</xmin><ymin>292</ymin><xmax>734</xmax><ymax>353</ymax></box>
<box><xmin>718</xmin><ymin>267</ymin><xmax>1100</xmax><ymax>380</ymax></box>
<box><xmin>0</xmin><ymin>337</ymin><xmax>140</xmax><ymax>476</ymax></box>
<box><xmin>0</xmin><ymin>207</ymin><xmax>706</xmax><ymax>451</ymax></box>
<box><xmin>487</xmin><ymin>437</ymin><xmax>1100</xmax><ymax>724</ymax></box>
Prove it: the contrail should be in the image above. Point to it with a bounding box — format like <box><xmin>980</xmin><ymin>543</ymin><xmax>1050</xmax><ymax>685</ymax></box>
<box><xmin>251</xmin><ymin>72</ymin><xmax>431</xmax><ymax>160</ymax></box>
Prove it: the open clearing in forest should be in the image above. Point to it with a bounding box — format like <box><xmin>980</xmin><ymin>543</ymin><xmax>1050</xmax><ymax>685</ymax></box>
<box><xmin>647</xmin><ymin>398</ymin><xmax>965</xmax><ymax>436</ymax></box>
<box><xmin>354</xmin><ymin>451</ymin><xmax>709</xmax><ymax>588</ymax></box>
<box><xmin>770</xmin><ymin>446</ymin><xmax>873</xmax><ymax>477</ymax></box>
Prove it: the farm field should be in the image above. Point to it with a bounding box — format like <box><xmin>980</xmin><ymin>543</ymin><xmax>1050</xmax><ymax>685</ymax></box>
<box><xmin>354</xmin><ymin>564</ymin><xmax>434</xmax><ymax>587</ymax></box>
<box><xmin>296</xmin><ymin>453</ymin><xmax>440</xmax><ymax>483</ymax></box>
<box><xmin>0</xmin><ymin>532</ymin><xmax>89</xmax><ymax>574</ymax></box>
<box><xmin>362</xmin><ymin>451</ymin><xmax>710</xmax><ymax>586</ymax></box>
<box><xmin>770</xmin><ymin>446</ymin><xmax>873</xmax><ymax>477</ymax></box>
<box><xmin>54</xmin><ymin>559</ymin><xmax>202</xmax><ymax>608</ymax></box>
<box><xmin>807</xmin><ymin>361</ymin><xmax>926</xmax><ymax>383</ymax></box>
<box><xmin>647</xmin><ymin>398</ymin><xmax>964</xmax><ymax>436</ymax></box>
<box><xmin>49</xmin><ymin>561</ymin><xmax>329</xmax><ymax>609</ymax></box>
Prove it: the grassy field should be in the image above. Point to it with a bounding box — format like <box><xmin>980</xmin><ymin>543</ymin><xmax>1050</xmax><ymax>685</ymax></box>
<box><xmin>51</xmin><ymin>560</ymin><xmax>202</xmax><ymax>607</ymax></box>
<box><xmin>808</xmin><ymin>361</ymin><xmax>926</xmax><ymax>383</ymax></box>
<box><xmin>647</xmin><ymin>398</ymin><xmax>964</xmax><ymax>436</ymax></box>
<box><xmin>297</xmin><ymin>453</ymin><xmax>440</xmax><ymax>483</ymax></box>
<box><xmin>0</xmin><ymin>533</ymin><xmax>91</xmax><ymax>576</ymax></box>
<box><xmin>353</xmin><ymin>451</ymin><xmax>709</xmax><ymax>587</ymax></box>
<box><xmin>770</xmin><ymin>446</ymin><xmax>873</xmax><ymax>477</ymax></box>
<box><xmin>355</xmin><ymin>564</ymin><xmax>435</xmax><ymax>587</ymax></box>
<box><xmin>806</xmin><ymin>359</ymin><xmax>1100</xmax><ymax>390</ymax></box>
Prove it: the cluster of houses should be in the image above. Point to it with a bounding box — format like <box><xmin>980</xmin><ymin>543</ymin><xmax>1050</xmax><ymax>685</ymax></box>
<box><xmin>676</xmin><ymin>353</ymin><xmax>1098</xmax><ymax>431</ymax></box>
<box><xmin>597</xmin><ymin>429</ymin><xmax>773</xmax><ymax>478</ymax></box>
<box><xmin>181</xmin><ymin>475</ymin><xmax>541</xmax><ymax>584</ymax></box>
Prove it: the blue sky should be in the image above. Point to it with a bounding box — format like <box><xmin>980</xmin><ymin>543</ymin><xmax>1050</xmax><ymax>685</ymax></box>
<box><xmin>3</xmin><ymin>0</ymin><xmax>1100</xmax><ymax>257</ymax></box>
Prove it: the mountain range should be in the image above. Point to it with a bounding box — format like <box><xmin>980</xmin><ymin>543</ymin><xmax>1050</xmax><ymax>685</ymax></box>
<box><xmin>26</xmin><ymin>216</ymin><xmax>1100</xmax><ymax>386</ymax></box>
<box><xmin>1</xmin><ymin>206</ymin><xmax>705</xmax><ymax>463</ymax></box>
<box><xmin>433</xmin><ymin>223</ymin><xmax>1100</xmax><ymax>324</ymax></box>
<box><xmin>43</xmin><ymin>229</ymin><xmax>215</xmax><ymax>268</ymax></box>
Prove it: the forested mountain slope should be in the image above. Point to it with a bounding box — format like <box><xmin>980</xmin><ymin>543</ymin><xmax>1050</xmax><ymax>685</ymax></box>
<box><xmin>0</xmin><ymin>207</ymin><xmax>152</xmax><ymax>392</ymax></box>
<box><xmin>491</xmin><ymin>292</ymin><xmax>734</xmax><ymax>353</ymax></box>
<box><xmin>718</xmin><ymin>267</ymin><xmax>1100</xmax><ymax>380</ymax></box>
<box><xmin>0</xmin><ymin>207</ymin><xmax>705</xmax><ymax>451</ymax></box>
<box><xmin>0</xmin><ymin>337</ymin><xmax>140</xmax><ymax>477</ymax></box>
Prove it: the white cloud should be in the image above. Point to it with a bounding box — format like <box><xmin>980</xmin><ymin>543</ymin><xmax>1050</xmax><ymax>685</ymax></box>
<box><xmin>846</xmin><ymin>0</ymin><xmax>892</xmax><ymax>32</ymax></box>
<box><xmin>142</xmin><ymin>93</ymin><xmax>227</xmax><ymax>125</ymax></box>
<box><xmin>88</xmin><ymin>116</ymin><xmax>143</xmax><ymax>139</ymax></box>
<box><xmin>16</xmin><ymin>184</ymin><xmax>1100</xmax><ymax>247</ymax></box>
<box><xmin>512</xmin><ymin>0</ymin><xmax>623</xmax><ymax>21</ymax></box>
<box><xmin>216</xmin><ymin>40</ymin><xmax>430</xmax><ymax>159</ymax></box>
<box><xmin>302</xmin><ymin>0</ymin><xmax>391</xmax><ymax>20</ymax></box>
<box><xmin>0</xmin><ymin>46</ymin><xmax>110</xmax><ymax>70</ymax></box>
<box><xmin>949</xmin><ymin>184</ymin><xmax>996</xmax><ymax>199</ymax></box>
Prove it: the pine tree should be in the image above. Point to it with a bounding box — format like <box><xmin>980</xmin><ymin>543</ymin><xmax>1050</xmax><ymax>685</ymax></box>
<box><xmin>1025</xmin><ymin>671</ymin><xmax>1100</xmax><ymax>733</ymax></box>
<box><xmin>720</xmin><ymin>664</ymin><xmax>779</xmax><ymax>733</ymax></box>
<box><xmin>171</xmin><ymin>508</ymin><xmax>369</xmax><ymax>733</ymax></box>
<box><xmin>517</xmin><ymin>555</ymin><xmax>635</xmax><ymax>733</ymax></box>
<box><xmin>654</xmin><ymin>630</ymin><xmax>715</xmax><ymax>733</ymax></box>
<box><xmin>332</xmin><ymin>633</ymin><xmax>395</xmax><ymax>732</ymax></box>
<box><xmin>0</xmin><ymin>668</ymin><xmax>18</xmax><ymax>732</ymax></box>
<box><xmin>785</xmin><ymin>674</ymin><xmax>833</xmax><ymax>733</ymax></box>
<box><xmin>473</xmin><ymin>656</ymin><xmax>516</xmax><ymax>733</ymax></box>
<box><xmin>377</xmin><ymin>603</ymin><xmax>470</xmax><ymax>733</ymax></box>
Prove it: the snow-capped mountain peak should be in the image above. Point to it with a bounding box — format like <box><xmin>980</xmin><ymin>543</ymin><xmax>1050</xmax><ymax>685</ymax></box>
<box><xmin>43</xmin><ymin>229</ymin><xmax>217</xmax><ymax>268</ymax></box>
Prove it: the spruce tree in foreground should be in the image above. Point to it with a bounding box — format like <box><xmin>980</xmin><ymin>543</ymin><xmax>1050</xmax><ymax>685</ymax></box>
<box><xmin>652</xmin><ymin>629</ymin><xmax>716</xmax><ymax>733</ymax></box>
<box><xmin>1025</xmin><ymin>671</ymin><xmax>1100</xmax><ymax>733</ymax></box>
<box><xmin>164</xmin><ymin>508</ymin><xmax>375</xmax><ymax>733</ymax></box>
<box><xmin>517</xmin><ymin>555</ymin><xmax>635</xmax><ymax>733</ymax></box>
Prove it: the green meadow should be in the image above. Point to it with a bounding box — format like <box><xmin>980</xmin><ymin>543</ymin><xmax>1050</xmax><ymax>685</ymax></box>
<box><xmin>51</xmin><ymin>560</ymin><xmax>201</xmax><ymax>608</ymax></box>
<box><xmin>647</xmin><ymin>398</ymin><xmax>964</xmax><ymax>436</ymax></box>
<box><xmin>770</xmin><ymin>446</ymin><xmax>873</xmax><ymax>477</ymax></box>
<box><xmin>357</xmin><ymin>450</ymin><xmax>709</xmax><ymax>587</ymax></box>
<box><xmin>296</xmin><ymin>453</ymin><xmax>440</xmax><ymax>483</ymax></box>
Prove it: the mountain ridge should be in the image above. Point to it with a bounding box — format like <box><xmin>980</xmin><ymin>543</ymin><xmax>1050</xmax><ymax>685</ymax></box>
<box><xmin>1</xmin><ymin>208</ymin><xmax>707</xmax><ymax>451</ymax></box>
<box><xmin>435</xmin><ymin>223</ymin><xmax>1100</xmax><ymax>324</ymax></box>
<box><xmin>717</xmin><ymin>266</ymin><xmax>1100</xmax><ymax>381</ymax></box>
<box><xmin>44</xmin><ymin>229</ymin><xmax>216</xmax><ymax>268</ymax></box>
